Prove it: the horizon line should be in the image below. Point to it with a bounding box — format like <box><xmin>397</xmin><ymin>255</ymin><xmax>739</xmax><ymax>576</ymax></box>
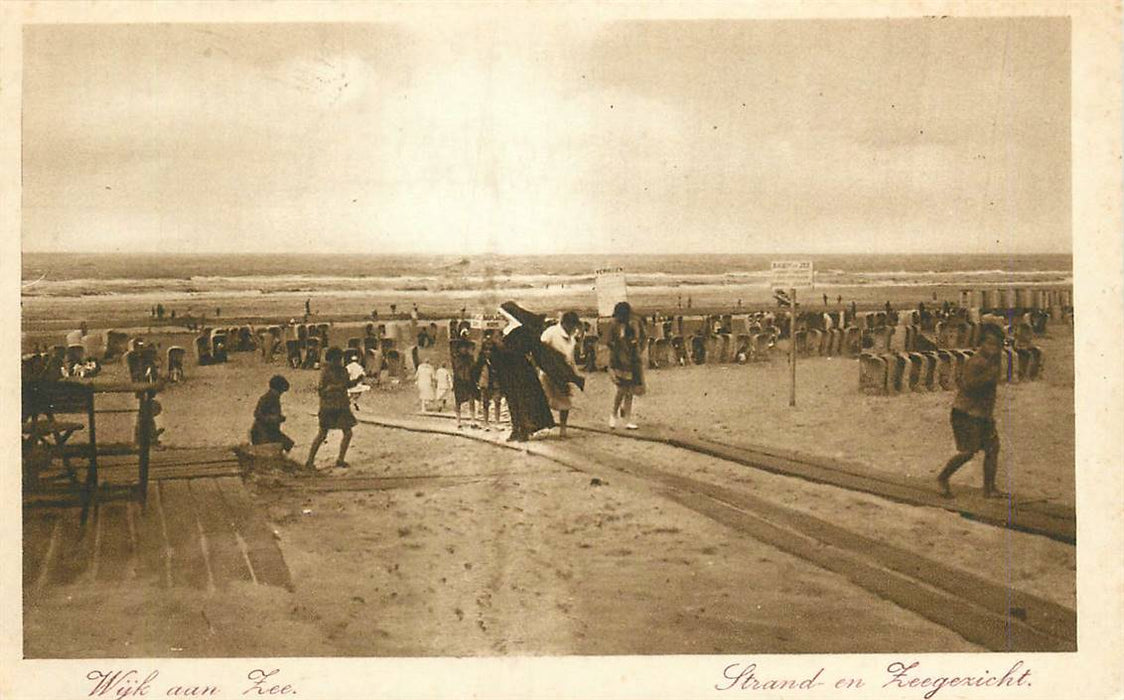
<box><xmin>21</xmin><ymin>250</ymin><xmax>1074</xmax><ymax>257</ymax></box>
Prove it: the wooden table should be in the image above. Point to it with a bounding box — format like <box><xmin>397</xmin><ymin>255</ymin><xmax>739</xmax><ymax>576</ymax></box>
<box><xmin>23</xmin><ymin>379</ymin><xmax>164</xmax><ymax>525</ymax></box>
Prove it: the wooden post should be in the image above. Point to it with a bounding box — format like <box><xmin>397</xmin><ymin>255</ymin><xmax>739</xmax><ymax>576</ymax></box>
<box><xmin>790</xmin><ymin>288</ymin><xmax>797</xmax><ymax>407</ymax></box>
<box><xmin>81</xmin><ymin>384</ymin><xmax>98</xmax><ymax>526</ymax></box>
<box><xmin>137</xmin><ymin>390</ymin><xmax>153</xmax><ymax>508</ymax></box>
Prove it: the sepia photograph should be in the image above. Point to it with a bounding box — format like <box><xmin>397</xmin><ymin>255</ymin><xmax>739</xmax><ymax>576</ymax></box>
<box><xmin>3</xmin><ymin>2</ymin><xmax>1122</xmax><ymax>699</ymax></box>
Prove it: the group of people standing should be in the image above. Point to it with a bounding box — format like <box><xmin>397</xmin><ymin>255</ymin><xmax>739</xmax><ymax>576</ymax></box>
<box><xmin>489</xmin><ymin>300</ymin><xmax>647</xmax><ymax>440</ymax></box>
<box><xmin>249</xmin><ymin>298</ymin><xmax>1003</xmax><ymax>502</ymax></box>
<box><xmin>247</xmin><ymin>299</ymin><xmax>650</xmax><ymax>469</ymax></box>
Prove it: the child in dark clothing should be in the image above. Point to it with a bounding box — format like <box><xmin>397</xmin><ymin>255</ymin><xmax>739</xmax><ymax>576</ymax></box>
<box><xmin>306</xmin><ymin>347</ymin><xmax>358</xmax><ymax>470</ymax></box>
<box><xmin>251</xmin><ymin>374</ymin><xmax>295</xmax><ymax>452</ymax></box>
<box><xmin>475</xmin><ymin>333</ymin><xmax>504</xmax><ymax>430</ymax></box>
<box><xmin>451</xmin><ymin>332</ymin><xmax>479</xmax><ymax>429</ymax></box>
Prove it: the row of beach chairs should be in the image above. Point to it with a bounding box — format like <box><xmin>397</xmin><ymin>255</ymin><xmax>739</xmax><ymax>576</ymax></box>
<box><xmin>193</xmin><ymin>324</ymin><xmax>273</xmax><ymax>365</ymax></box>
<box><xmin>574</xmin><ymin>331</ymin><xmax>781</xmax><ymax>371</ymax></box>
<box><xmin>25</xmin><ymin>341</ymin><xmax>188</xmax><ymax>386</ymax></box>
<box><xmin>859</xmin><ymin>346</ymin><xmax>1044</xmax><ymax>395</ymax></box>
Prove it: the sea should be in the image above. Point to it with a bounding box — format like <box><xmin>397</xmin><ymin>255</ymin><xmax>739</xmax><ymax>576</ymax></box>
<box><xmin>21</xmin><ymin>253</ymin><xmax>1073</xmax><ymax>301</ymax></box>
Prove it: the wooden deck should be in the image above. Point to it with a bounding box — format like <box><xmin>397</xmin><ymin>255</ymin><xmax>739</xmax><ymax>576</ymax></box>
<box><xmin>23</xmin><ymin>448</ymin><xmax>292</xmax><ymax>594</ymax></box>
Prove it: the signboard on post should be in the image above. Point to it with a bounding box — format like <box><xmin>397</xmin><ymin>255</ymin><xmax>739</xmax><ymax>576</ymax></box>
<box><xmin>771</xmin><ymin>260</ymin><xmax>815</xmax><ymax>290</ymax></box>
<box><xmin>595</xmin><ymin>267</ymin><xmax>628</xmax><ymax>317</ymax></box>
<box><xmin>469</xmin><ymin>314</ymin><xmax>504</xmax><ymax>331</ymax></box>
<box><xmin>771</xmin><ymin>260</ymin><xmax>815</xmax><ymax>407</ymax></box>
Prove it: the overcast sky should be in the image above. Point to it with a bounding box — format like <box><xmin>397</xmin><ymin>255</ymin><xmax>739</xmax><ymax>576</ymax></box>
<box><xmin>21</xmin><ymin>17</ymin><xmax>1070</xmax><ymax>255</ymax></box>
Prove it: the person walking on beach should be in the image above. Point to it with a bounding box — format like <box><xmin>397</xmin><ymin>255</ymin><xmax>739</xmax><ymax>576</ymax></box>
<box><xmin>937</xmin><ymin>323</ymin><xmax>1006</xmax><ymax>499</ymax></box>
<box><xmin>492</xmin><ymin>301</ymin><xmax>555</xmax><ymax>442</ymax></box>
<box><xmin>607</xmin><ymin>301</ymin><xmax>645</xmax><ymax>430</ymax></box>
<box><xmin>306</xmin><ymin>347</ymin><xmax>358</xmax><ymax>470</ymax></box>
<box><xmin>250</xmin><ymin>375</ymin><xmax>295</xmax><ymax>453</ymax></box>
<box><xmin>345</xmin><ymin>354</ymin><xmax>370</xmax><ymax>411</ymax></box>
<box><xmin>540</xmin><ymin>311</ymin><xmax>583</xmax><ymax>438</ymax></box>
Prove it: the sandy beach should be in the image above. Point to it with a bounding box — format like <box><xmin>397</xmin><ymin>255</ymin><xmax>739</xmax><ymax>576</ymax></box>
<box><xmin>21</xmin><ymin>292</ymin><xmax>1076</xmax><ymax>657</ymax></box>
<box><xmin>16</xmin><ymin>12</ymin><xmax>1122</xmax><ymax>700</ymax></box>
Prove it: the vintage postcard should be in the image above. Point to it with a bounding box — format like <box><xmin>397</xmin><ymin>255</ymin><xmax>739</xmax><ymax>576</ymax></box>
<box><xmin>2</xmin><ymin>1</ymin><xmax>1121</xmax><ymax>699</ymax></box>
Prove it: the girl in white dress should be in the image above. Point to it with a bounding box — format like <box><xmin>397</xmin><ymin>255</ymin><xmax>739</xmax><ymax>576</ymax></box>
<box><xmin>434</xmin><ymin>361</ymin><xmax>454</xmax><ymax>412</ymax></box>
<box><xmin>415</xmin><ymin>359</ymin><xmax>436</xmax><ymax>412</ymax></box>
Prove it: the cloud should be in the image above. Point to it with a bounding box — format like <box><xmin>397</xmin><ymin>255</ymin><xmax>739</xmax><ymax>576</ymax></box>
<box><xmin>21</xmin><ymin>19</ymin><xmax>1070</xmax><ymax>255</ymax></box>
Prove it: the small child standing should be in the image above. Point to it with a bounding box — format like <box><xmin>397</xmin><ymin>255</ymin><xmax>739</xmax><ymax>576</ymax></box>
<box><xmin>345</xmin><ymin>355</ymin><xmax>369</xmax><ymax>411</ymax></box>
<box><xmin>434</xmin><ymin>361</ymin><xmax>453</xmax><ymax>412</ymax></box>
<box><xmin>451</xmin><ymin>334</ymin><xmax>479</xmax><ymax>430</ymax></box>
<box><xmin>475</xmin><ymin>335</ymin><xmax>504</xmax><ymax>430</ymax></box>
<box><xmin>415</xmin><ymin>358</ymin><xmax>436</xmax><ymax>412</ymax></box>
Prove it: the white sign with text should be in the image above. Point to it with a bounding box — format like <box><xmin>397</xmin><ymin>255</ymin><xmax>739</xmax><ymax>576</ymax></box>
<box><xmin>771</xmin><ymin>260</ymin><xmax>815</xmax><ymax>290</ymax></box>
<box><xmin>595</xmin><ymin>267</ymin><xmax>628</xmax><ymax>317</ymax></box>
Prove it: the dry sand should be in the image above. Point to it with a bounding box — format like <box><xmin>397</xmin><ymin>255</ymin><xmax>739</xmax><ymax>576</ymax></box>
<box><xmin>22</xmin><ymin>308</ymin><xmax>1076</xmax><ymax>656</ymax></box>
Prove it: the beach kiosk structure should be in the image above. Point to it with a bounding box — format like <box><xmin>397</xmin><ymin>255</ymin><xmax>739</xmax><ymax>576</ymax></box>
<box><xmin>286</xmin><ymin>339</ymin><xmax>302</xmax><ymax>368</ymax></box>
<box><xmin>234</xmin><ymin>326</ymin><xmax>255</xmax><ymax>352</ymax></box>
<box><xmin>166</xmin><ymin>346</ymin><xmax>186</xmax><ymax>383</ymax></box>
<box><xmin>209</xmin><ymin>329</ymin><xmax>229</xmax><ymax>363</ymax></box>
<box><xmin>102</xmin><ymin>330</ymin><xmax>130</xmax><ymax>361</ymax></box>
<box><xmin>194</xmin><ymin>334</ymin><xmax>213</xmax><ymax>365</ymax></box>
<box><xmin>302</xmin><ymin>337</ymin><xmax>322</xmax><ymax>369</ymax></box>
<box><xmin>65</xmin><ymin>343</ymin><xmax>85</xmax><ymax>369</ymax></box>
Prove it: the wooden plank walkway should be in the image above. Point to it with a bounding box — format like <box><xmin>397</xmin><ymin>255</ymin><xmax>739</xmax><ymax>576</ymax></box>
<box><xmin>24</xmin><ymin>448</ymin><xmax>291</xmax><ymax>595</ymax></box>
<box><xmin>357</xmin><ymin>413</ymin><xmax>1076</xmax><ymax>652</ymax></box>
<box><xmin>570</xmin><ymin>422</ymin><xmax>1075</xmax><ymax>544</ymax></box>
<box><xmin>389</xmin><ymin>411</ymin><xmax>1074</xmax><ymax>543</ymax></box>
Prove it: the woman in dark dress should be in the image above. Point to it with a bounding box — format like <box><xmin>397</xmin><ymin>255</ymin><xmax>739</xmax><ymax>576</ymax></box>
<box><xmin>492</xmin><ymin>302</ymin><xmax>555</xmax><ymax>442</ymax></box>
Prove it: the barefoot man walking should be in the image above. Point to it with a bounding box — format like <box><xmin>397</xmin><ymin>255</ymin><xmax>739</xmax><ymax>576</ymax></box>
<box><xmin>937</xmin><ymin>323</ymin><xmax>1006</xmax><ymax>499</ymax></box>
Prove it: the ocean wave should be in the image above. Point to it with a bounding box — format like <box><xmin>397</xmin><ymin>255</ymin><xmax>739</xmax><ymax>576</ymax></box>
<box><xmin>852</xmin><ymin>269</ymin><xmax>1071</xmax><ymax>278</ymax></box>
<box><xmin>21</xmin><ymin>265</ymin><xmax>1073</xmax><ymax>300</ymax></box>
